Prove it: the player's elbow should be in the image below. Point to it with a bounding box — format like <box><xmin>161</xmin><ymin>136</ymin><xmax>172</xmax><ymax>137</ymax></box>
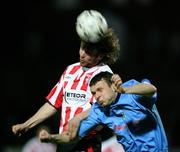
<box><xmin>151</xmin><ymin>85</ymin><xmax>157</xmax><ymax>93</ymax></box>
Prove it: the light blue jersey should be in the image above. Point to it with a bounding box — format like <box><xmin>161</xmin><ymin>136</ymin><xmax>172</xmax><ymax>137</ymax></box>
<box><xmin>79</xmin><ymin>79</ymin><xmax>168</xmax><ymax>152</ymax></box>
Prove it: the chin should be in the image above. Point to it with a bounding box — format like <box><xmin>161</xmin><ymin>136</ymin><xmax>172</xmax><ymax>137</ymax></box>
<box><xmin>101</xmin><ymin>103</ymin><xmax>108</xmax><ymax>107</ymax></box>
<box><xmin>80</xmin><ymin>62</ymin><xmax>86</xmax><ymax>67</ymax></box>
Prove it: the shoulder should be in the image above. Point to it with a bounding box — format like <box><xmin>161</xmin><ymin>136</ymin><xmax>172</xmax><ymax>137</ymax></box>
<box><xmin>98</xmin><ymin>64</ymin><xmax>112</xmax><ymax>72</ymax></box>
<box><xmin>63</xmin><ymin>62</ymin><xmax>81</xmax><ymax>74</ymax></box>
<box><xmin>93</xmin><ymin>64</ymin><xmax>113</xmax><ymax>74</ymax></box>
<box><xmin>67</xmin><ymin>62</ymin><xmax>81</xmax><ymax>68</ymax></box>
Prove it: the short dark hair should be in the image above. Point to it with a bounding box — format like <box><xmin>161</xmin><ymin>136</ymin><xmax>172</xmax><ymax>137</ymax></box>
<box><xmin>80</xmin><ymin>28</ymin><xmax>120</xmax><ymax>65</ymax></box>
<box><xmin>90</xmin><ymin>71</ymin><xmax>113</xmax><ymax>87</ymax></box>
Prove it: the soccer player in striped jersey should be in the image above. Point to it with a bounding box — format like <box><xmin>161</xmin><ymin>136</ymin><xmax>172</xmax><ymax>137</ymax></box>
<box><xmin>12</xmin><ymin>28</ymin><xmax>120</xmax><ymax>152</ymax></box>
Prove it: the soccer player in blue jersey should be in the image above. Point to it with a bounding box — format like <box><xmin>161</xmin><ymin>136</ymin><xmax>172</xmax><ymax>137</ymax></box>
<box><xmin>39</xmin><ymin>71</ymin><xmax>168</xmax><ymax>152</ymax></box>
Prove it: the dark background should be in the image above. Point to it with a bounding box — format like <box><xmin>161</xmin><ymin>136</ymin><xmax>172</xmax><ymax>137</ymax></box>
<box><xmin>1</xmin><ymin>0</ymin><xmax>180</xmax><ymax>151</ymax></box>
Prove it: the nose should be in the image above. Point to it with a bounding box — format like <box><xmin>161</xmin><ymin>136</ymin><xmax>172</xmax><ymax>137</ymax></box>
<box><xmin>80</xmin><ymin>49</ymin><xmax>86</xmax><ymax>58</ymax></box>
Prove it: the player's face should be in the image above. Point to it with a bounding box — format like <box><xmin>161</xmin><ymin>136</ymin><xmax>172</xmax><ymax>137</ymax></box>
<box><xmin>90</xmin><ymin>79</ymin><xmax>117</xmax><ymax>107</ymax></box>
<box><xmin>79</xmin><ymin>47</ymin><xmax>103</xmax><ymax>68</ymax></box>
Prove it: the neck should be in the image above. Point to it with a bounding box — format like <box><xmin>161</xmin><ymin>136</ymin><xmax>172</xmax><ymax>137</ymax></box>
<box><xmin>82</xmin><ymin>66</ymin><xmax>90</xmax><ymax>71</ymax></box>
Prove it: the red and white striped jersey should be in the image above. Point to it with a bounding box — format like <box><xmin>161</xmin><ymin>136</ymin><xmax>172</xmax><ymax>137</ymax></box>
<box><xmin>46</xmin><ymin>62</ymin><xmax>113</xmax><ymax>133</ymax></box>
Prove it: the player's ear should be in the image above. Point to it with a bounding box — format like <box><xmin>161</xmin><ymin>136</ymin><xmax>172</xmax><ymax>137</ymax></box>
<box><xmin>97</xmin><ymin>54</ymin><xmax>104</xmax><ymax>61</ymax></box>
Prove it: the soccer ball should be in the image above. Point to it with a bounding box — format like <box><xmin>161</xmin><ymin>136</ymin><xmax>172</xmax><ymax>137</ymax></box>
<box><xmin>76</xmin><ymin>10</ymin><xmax>108</xmax><ymax>43</ymax></box>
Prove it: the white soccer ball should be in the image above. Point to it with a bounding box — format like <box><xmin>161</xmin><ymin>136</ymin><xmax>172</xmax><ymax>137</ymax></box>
<box><xmin>76</xmin><ymin>10</ymin><xmax>108</xmax><ymax>43</ymax></box>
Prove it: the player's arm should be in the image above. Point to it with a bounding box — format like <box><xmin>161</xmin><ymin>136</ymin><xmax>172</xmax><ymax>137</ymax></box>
<box><xmin>112</xmin><ymin>74</ymin><xmax>157</xmax><ymax>97</ymax></box>
<box><xmin>39</xmin><ymin>129</ymin><xmax>81</xmax><ymax>144</ymax></box>
<box><xmin>67</xmin><ymin>109</ymin><xmax>91</xmax><ymax>140</ymax></box>
<box><xmin>122</xmin><ymin>83</ymin><xmax>157</xmax><ymax>97</ymax></box>
<box><xmin>39</xmin><ymin>105</ymin><xmax>100</xmax><ymax>144</ymax></box>
<box><xmin>12</xmin><ymin>102</ymin><xmax>57</xmax><ymax>136</ymax></box>
<box><xmin>39</xmin><ymin>110</ymin><xmax>99</xmax><ymax>144</ymax></box>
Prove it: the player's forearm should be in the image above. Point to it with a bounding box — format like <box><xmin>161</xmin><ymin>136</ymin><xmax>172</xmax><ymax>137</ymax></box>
<box><xmin>76</xmin><ymin>109</ymin><xmax>91</xmax><ymax>120</ymax></box>
<box><xmin>48</xmin><ymin>133</ymin><xmax>80</xmax><ymax>144</ymax></box>
<box><xmin>49</xmin><ymin>134</ymin><xmax>71</xmax><ymax>143</ymax></box>
<box><xmin>24</xmin><ymin>103</ymin><xmax>57</xmax><ymax>130</ymax></box>
<box><xmin>122</xmin><ymin>83</ymin><xmax>157</xmax><ymax>96</ymax></box>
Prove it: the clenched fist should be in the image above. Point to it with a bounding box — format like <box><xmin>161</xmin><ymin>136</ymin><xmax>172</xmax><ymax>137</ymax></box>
<box><xmin>111</xmin><ymin>74</ymin><xmax>124</xmax><ymax>93</ymax></box>
<box><xmin>12</xmin><ymin>123</ymin><xmax>27</xmax><ymax>137</ymax></box>
<box><xmin>38</xmin><ymin>129</ymin><xmax>51</xmax><ymax>142</ymax></box>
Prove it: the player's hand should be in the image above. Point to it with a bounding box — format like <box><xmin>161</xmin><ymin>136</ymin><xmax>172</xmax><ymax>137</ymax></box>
<box><xmin>111</xmin><ymin>74</ymin><xmax>124</xmax><ymax>93</ymax></box>
<box><xmin>38</xmin><ymin>129</ymin><xmax>51</xmax><ymax>142</ymax></box>
<box><xmin>12</xmin><ymin>123</ymin><xmax>27</xmax><ymax>137</ymax></box>
<box><xmin>66</xmin><ymin>115</ymin><xmax>81</xmax><ymax>140</ymax></box>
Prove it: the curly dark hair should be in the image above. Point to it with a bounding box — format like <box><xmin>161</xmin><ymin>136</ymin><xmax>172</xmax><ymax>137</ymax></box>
<box><xmin>80</xmin><ymin>28</ymin><xmax>120</xmax><ymax>65</ymax></box>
